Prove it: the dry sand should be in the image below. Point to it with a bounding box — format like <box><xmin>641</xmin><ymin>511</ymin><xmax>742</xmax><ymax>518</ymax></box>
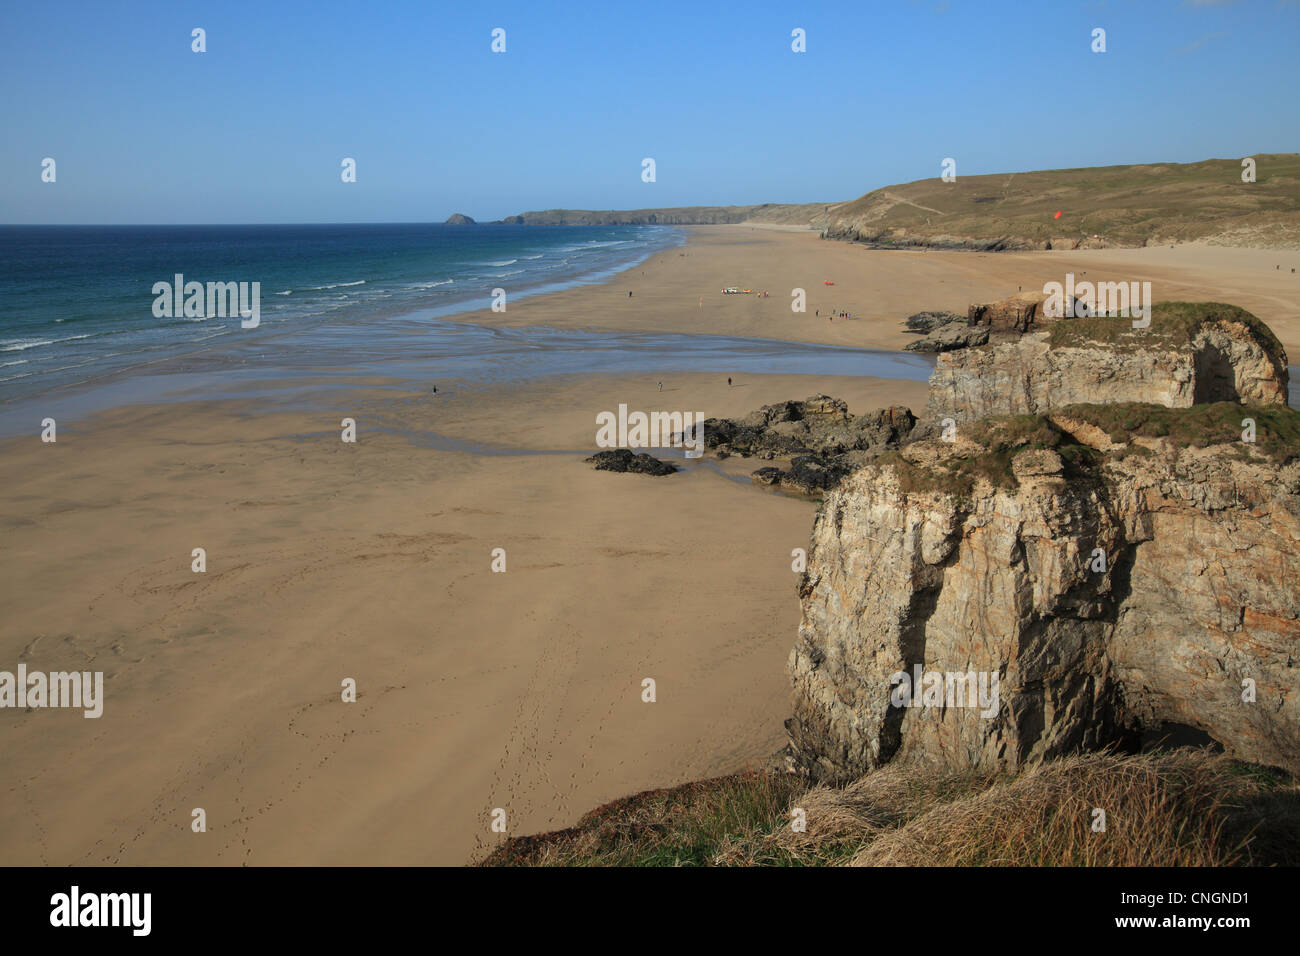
<box><xmin>2</xmin><ymin>222</ymin><xmax>1290</xmax><ymax>867</ymax></box>
<box><xmin>0</xmin><ymin>369</ymin><xmax>926</xmax><ymax>866</ymax></box>
<box><xmin>459</xmin><ymin>225</ymin><xmax>1300</xmax><ymax>361</ymax></box>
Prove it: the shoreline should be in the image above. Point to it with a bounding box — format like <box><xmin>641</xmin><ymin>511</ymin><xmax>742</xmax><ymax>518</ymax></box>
<box><xmin>0</xmin><ymin>222</ymin><xmax>687</xmax><ymax>418</ymax></box>
<box><xmin>8</xmin><ymin>224</ymin><xmax>1298</xmax><ymax>438</ymax></box>
<box><xmin>452</xmin><ymin>225</ymin><xmax>1300</xmax><ymax>359</ymax></box>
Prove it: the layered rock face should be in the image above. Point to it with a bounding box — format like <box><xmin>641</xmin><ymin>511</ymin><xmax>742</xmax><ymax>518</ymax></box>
<box><xmin>928</xmin><ymin>303</ymin><xmax>1290</xmax><ymax>424</ymax></box>
<box><xmin>785</xmin><ymin>406</ymin><xmax>1300</xmax><ymax>779</ymax></box>
<box><xmin>967</xmin><ymin>292</ymin><xmax>1049</xmax><ymax>334</ymax></box>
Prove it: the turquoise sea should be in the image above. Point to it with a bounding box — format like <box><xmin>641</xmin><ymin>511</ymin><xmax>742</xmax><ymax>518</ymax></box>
<box><xmin>0</xmin><ymin>223</ymin><xmax>686</xmax><ymax>401</ymax></box>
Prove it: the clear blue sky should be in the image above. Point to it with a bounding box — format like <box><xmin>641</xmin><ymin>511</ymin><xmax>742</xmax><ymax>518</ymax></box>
<box><xmin>2</xmin><ymin>0</ymin><xmax>1296</xmax><ymax>224</ymax></box>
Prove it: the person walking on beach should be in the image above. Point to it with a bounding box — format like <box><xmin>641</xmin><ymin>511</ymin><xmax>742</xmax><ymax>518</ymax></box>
<box><xmin>657</xmin><ymin>381</ymin><xmax>662</xmax><ymax>392</ymax></box>
<box><xmin>727</xmin><ymin>377</ymin><xmax>732</xmax><ymax>387</ymax></box>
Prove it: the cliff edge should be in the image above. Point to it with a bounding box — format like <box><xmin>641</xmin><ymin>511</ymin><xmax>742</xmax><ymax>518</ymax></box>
<box><xmin>786</xmin><ymin>402</ymin><xmax>1300</xmax><ymax>779</ymax></box>
<box><xmin>927</xmin><ymin>302</ymin><xmax>1289</xmax><ymax>424</ymax></box>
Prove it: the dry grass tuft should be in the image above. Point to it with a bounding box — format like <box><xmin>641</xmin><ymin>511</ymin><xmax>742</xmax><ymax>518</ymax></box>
<box><xmin>479</xmin><ymin>751</ymin><xmax>1300</xmax><ymax>867</ymax></box>
<box><xmin>846</xmin><ymin>752</ymin><xmax>1294</xmax><ymax>867</ymax></box>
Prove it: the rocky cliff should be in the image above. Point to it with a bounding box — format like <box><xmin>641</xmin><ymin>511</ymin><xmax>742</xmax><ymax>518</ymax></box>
<box><xmin>928</xmin><ymin>303</ymin><xmax>1290</xmax><ymax>424</ymax></box>
<box><xmin>785</xmin><ymin>402</ymin><xmax>1300</xmax><ymax>780</ymax></box>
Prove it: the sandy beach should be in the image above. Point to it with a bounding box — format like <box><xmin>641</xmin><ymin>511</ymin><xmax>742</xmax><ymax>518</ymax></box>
<box><xmin>0</xmin><ymin>360</ymin><xmax>926</xmax><ymax>864</ymax></box>
<box><xmin>1</xmin><ymin>223</ymin><xmax>1292</xmax><ymax>865</ymax></box>
<box><xmin>463</xmin><ymin>225</ymin><xmax>1300</xmax><ymax>361</ymax></box>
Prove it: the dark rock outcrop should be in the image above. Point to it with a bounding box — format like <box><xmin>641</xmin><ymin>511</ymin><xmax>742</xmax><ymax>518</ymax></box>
<box><xmin>752</xmin><ymin>457</ymin><xmax>852</xmax><ymax>495</ymax></box>
<box><xmin>903</xmin><ymin>322</ymin><xmax>990</xmax><ymax>352</ymax></box>
<box><xmin>690</xmin><ymin>397</ymin><xmax>915</xmax><ymax>495</ymax></box>
<box><xmin>904</xmin><ymin>311</ymin><xmax>964</xmax><ymax>333</ymax></box>
<box><xmin>585</xmin><ymin>449</ymin><xmax>676</xmax><ymax>476</ymax></box>
<box><xmin>444</xmin><ymin>213</ymin><xmax>476</xmax><ymax>225</ymax></box>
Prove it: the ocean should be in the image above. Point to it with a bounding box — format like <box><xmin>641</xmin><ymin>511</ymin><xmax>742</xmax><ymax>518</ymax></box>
<box><xmin>0</xmin><ymin>222</ymin><xmax>685</xmax><ymax>403</ymax></box>
<box><xmin>0</xmin><ymin>223</ymin><xmax>948</xmax><ymax>436</ymax></box>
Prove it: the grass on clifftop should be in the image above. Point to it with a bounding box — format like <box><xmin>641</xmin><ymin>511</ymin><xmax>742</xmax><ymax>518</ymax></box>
<box><xmin>881</xmin><ymin>403</ymin><xmax>1300</xmax><ymax>500</ymax></box>
<box><xmin>881</xmin><ymin>413</ymin><xmax>1092</xmax><ymax>499</ymax></box>
<box><xmin>1060</xmin><ymin>401</ymin><xmax>1300</xmax><ymax>463</ymax></box>
<box><xmin>827</xmin><ymin>154</ymin><xmax>1300</xmax><ymax>247</ymax></box>
<box><xmin>478</xmin><ymin>752</ymin><xmax>1300</xmax><ymax>867</ymax></box>
<box><xmin>1045</xmin><ymin>301</ymin><xmax>1287</xmax><ymax>360</ymax></box>
<box><xmin>478</xmin><ymin>772</ymin><xmax>811</xmax><ymax>867</ymax></box>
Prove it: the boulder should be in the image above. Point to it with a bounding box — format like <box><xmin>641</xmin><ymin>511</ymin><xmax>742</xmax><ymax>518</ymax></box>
<box><xmin>585</xmin><ymin>449</ymin><xmax>676</xmax><ymax>476</ymax></box>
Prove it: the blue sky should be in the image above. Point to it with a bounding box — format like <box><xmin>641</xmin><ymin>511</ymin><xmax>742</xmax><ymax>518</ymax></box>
<box><xmin>1</xmin><ymin>0</ymin><xmax>1296</xmax><ymax>224</ymax></box>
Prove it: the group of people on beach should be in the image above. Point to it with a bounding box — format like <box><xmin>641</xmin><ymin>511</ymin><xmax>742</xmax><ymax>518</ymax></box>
<box><xmin>815</xmin><ymin>309</ymin><xmax>852</xmax><ymax>321</ymax></box>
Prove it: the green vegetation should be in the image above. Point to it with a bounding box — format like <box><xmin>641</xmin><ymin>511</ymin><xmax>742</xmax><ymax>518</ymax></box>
<box><xmin>827</xmin><ymin>154</ymin><xmax>1300</xmax><ymax>247</ymax></box>
<box><xmin>881</xmin><ymin>413</ymin><xmax>1087</xmax><ymax>499</ymax></box>
<box><xmin>1059</xmin><ymin>402</ymin><xmax>1300</xmax><ymax>464</ymax></box>
<box><xmin>880</xmin><ymin>402</ymin><xmax>1300</xmax><ymax>499</ymax></box>
<box><xmin>504</xmin><ymin>156</ymin><xmax>1300</xmax><ymax>244</ymax></box>
<box><xmin>479</xmin><ymin>752</ymin><xmax>1300</xmax><ymax>867</ymax></box>
<box><xmin>478</xmin><ymin>771</ymin><xmax>813</xmax><ymax>867</ymax></box>
<box><xmin>1045</xmin><ymin>301</ymin><xmax>1287</xmax><ymax>358</ymax></box>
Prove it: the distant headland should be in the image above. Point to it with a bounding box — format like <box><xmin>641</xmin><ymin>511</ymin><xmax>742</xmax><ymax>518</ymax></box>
<box><xmin>476</xmin><ymin>153</ymin><xmax>1300</xmax><ymax>251</ymax></box>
